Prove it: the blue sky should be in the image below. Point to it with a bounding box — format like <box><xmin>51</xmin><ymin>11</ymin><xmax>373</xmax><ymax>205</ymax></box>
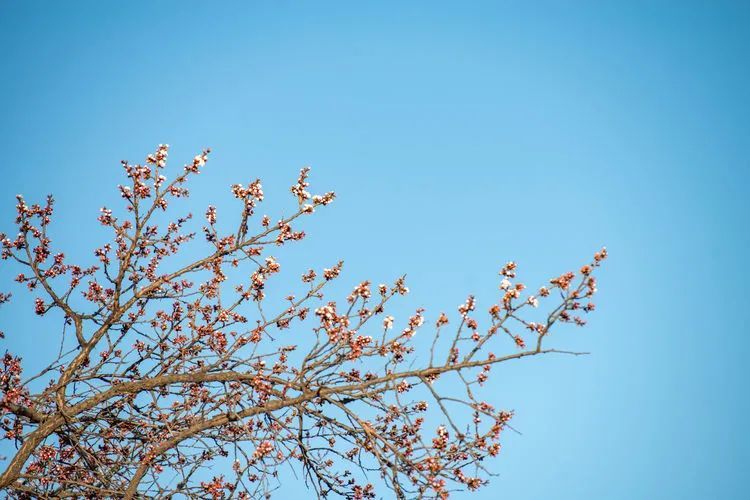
<box><xmin>0</xmin><ymin>1</ymin><xmax>748</xmax><ymax>498</ymax></box>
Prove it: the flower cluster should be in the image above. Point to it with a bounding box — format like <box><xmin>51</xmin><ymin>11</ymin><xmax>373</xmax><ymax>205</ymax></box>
<box><xmin>401</xmin><ymin>309</ymin><xmax>425</xmax><ymax>338</ymax></box>
<box><xmin>323</xmin><ymin>261</ymin><xmax>344</xmax><ymax>280</ymax></box>
<box><xmin>200</xmin><ymin>476</ymin><xmax>230</xmax><ymax>499</ymax></box>
<box><xmin>315</xmin><ymin>302</ymin><xmax>351</xmax><ymax>343</ymax></box>
<box><xmin>252</xmin><ymin>440</ymin><xmax>274</xmax><ymax>460</ymax></box>
<box><xmin>291</xmin><ymin>166</ymin><xmax>312</xmax><ymax>204</ymax></box>
<box><xmin>0</xmin><ymin>352</ymin><xmax>30</xmax><ymax>411</ymax></box>
<box><xmin>347</xmin><ymin>280</ymin><xmax>372</xmax><ymax>303</ymax></box>
<box><xmin>458</xmin><ymin>295</ymin><xmax>476</xmax><ymax>317</ymax></box>
<box><xmin>247</xmin><ymin>256</ymin><xmax>282</xmax><ymax>302</ymax></box>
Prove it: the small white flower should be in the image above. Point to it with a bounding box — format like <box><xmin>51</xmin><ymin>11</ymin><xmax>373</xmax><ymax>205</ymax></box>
<box><xmin>500</xmin><ymin>278</ymin><xmax>512</xmax><ymax>290</ymax></box>
<box><xmin>383</xmin><ymin>315</ymin><xmax>394</xmax><ymax>330</ymax></box>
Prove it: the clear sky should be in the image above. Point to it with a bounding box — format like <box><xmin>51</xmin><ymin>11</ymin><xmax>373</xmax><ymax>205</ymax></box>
<box><xmin>0</xmin><ymin>1</ymin><xmax>748</xmax><ymax>498</ymax></box>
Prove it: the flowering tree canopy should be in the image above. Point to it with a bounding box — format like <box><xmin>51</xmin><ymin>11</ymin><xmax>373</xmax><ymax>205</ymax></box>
<box><xmin>0</xmin><ymin>146</ymin><xmax>606</xmax><ymax>499</ymax></box>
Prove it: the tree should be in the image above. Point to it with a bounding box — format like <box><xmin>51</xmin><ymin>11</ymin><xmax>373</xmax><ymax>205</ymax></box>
<box><xmin>0</xmin><ymin>145</ymin><xmax>606</xmax><ymax>499</ymax></box>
